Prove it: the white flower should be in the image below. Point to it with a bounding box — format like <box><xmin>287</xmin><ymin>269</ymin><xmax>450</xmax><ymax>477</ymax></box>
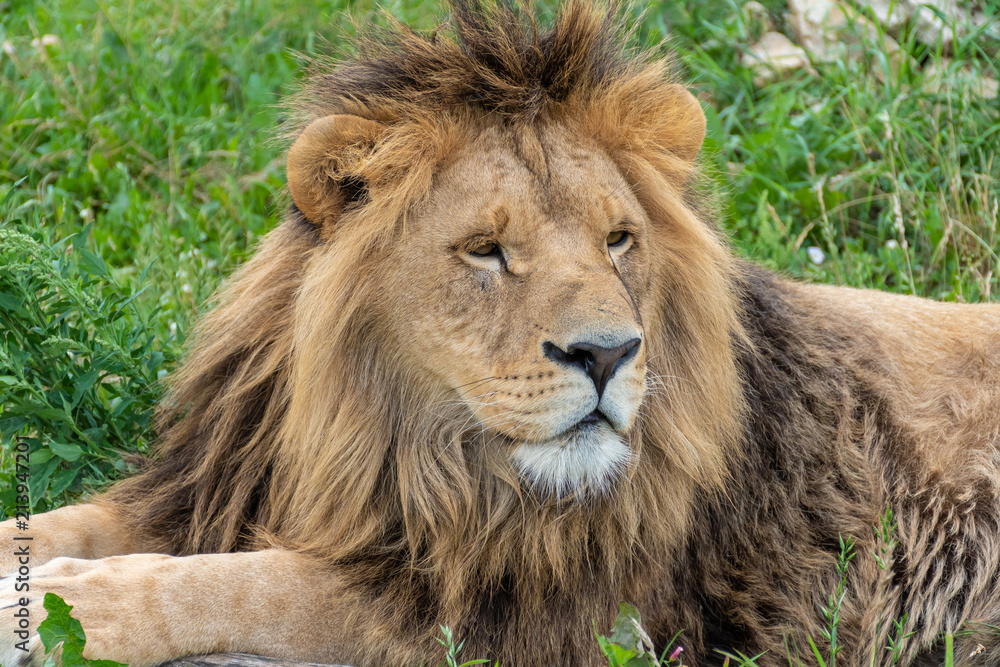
<box><xmin>885</xmin><ymin>239</ymin><xmax>899</xmax><ymax>249</ymax></box>
<box><xmin>31</xmin><ymin>35</ymin><xmax>61</xmax><ymax>49</ymax></box>
<box><xmin>807</xmin><ymin>246</ymin><xmax>825</xmax><ymax>265</ymax></box>
<box><xmin>1</xmin><ymin>41</ymin><xmax>14</xmax><ymax>56</ymax></box>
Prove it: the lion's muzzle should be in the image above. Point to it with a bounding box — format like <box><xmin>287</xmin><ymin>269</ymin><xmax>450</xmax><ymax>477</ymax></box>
<box><xmin>541</xmin><ymin>337</ymin><xmax>641</xmax><ymax>399</ymax></box>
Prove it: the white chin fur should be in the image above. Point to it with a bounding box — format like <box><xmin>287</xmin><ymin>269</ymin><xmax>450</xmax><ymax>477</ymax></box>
<box><xmin>510</xmin><ymin>422</ymin><xmax>631</xmax><ymax>497</ymax></box>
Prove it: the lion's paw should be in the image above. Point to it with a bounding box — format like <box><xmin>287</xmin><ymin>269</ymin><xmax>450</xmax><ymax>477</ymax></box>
<box><xmin>0</xmin><ymin>555</ymin><xmax>173</xmax><ymax>667</ymax></box>
<box><xmin>0</xmin><ymin>632</ymin><xmax>45</xmax><ymax>667</ymax></box>
<box><xmin>1</xmin><ymin>558</ymin><xmax>96</xmax><ymax>667</ymax></box>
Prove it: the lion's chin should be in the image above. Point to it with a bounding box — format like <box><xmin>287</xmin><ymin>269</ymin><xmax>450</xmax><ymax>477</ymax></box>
<box><xmin>510</xmin><ymin>422</ymin><xmax>631</xmax><ymax>497</ymax></box>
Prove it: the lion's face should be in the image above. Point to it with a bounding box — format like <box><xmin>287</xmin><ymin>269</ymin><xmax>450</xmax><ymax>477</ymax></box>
<box><xmin>384</xmin><ymin>124</ymin><xmax>652</xmax><ymax>495</ymax></box>
<box><xmin>286</xmin><ymin>78</ymin><xmax>722</xmax><ymax>501</ymax></box>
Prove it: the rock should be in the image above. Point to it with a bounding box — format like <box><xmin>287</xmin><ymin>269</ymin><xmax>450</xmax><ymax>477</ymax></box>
<box><xmin>981</xmin><ymin>77</ymin><xmax>1000</xmax><ymax>100</ymax></box>
<box><xmin>162</xmin><ymin>654</ymin><xmax>352</xmax><ymax>667</ymax></box>
<box><xmin>741</xmin><ymin>31</ymin><xmax>811</xmax><ymax>85</ymax></box>
<box><xmin>901</xmin><ymin>0</ymin><xmax>958</xmax><ymax>48</ymax></box>
<box><xmin>789</xmin><ymin>0</ymin><xmax>903</xmax><ymax>64</ymax></box>
<box><xmin>788</xmin><ymin>0</ymin><xmax>847</xmax><ymax>58</ymax></box>
<box><xmin>743</xmin><ymin>1</ymin><xmax>773</xmax><ymax>38</ymax></box>
<box><xmin>864</xmin><ymin>0</ymin><xmax>910</xmax><ymax>31</ymax></box>
<box><xmin>857</xmin><ymin>0</ymin><xmax>982</xmax><ymax>51</ymax></box>
<box><xmin>787</xmin><ymin>0</ymin><xmax>909</xmax><ymax>78</ymax></box>
<box><xmin>969</xmin><ymin>8</ymin><xmax>1000</xmax><ymax>43</ymax></box>
<box><xmin>924</xmin><ymin>59</ymin><xmax>1000</xmax><ymax>99</ymax></box>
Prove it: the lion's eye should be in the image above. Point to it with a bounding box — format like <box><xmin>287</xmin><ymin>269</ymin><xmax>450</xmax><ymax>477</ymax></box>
<box><xmin>606</xmin><ymin>230</ymin><xmax>629</xmax><ymax>247</ymax></box>
<box><xmin>470</xmin><ymin>242</ymin><xmax>500</xmax><ymax>257</ymax></box>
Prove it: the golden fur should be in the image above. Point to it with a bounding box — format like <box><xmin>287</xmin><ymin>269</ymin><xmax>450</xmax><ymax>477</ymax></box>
<box><xmin>2</xmin><ymin>2</ymin><xmax>1000</xmax><ymax>666</ymax></box>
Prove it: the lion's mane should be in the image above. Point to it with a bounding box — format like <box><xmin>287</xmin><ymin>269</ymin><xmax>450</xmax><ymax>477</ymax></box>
<box><xmin>103</xmin><ymin>2</ymin><xmax>1000</xmax><ymax>665</ymax></box>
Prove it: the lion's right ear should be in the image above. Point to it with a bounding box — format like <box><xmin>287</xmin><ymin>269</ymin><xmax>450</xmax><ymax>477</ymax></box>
<box><xmin>286</xmin><ymin>114</ymin><xmax>387</xmax><ymax>232</ymax></box>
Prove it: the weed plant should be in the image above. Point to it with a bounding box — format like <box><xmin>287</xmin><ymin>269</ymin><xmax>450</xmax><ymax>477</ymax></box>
<box><xmin>0</xmin><ymin>194</ymin><xmax>171</xmax><ymax>514</ymax></box>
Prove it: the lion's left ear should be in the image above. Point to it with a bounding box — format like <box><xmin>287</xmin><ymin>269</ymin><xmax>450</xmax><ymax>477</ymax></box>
<box><xmin>287</xmin><ymin>114</ymin><xmax>387</xmax><ymax>232</ymax></box>
<box><xmin>657</xmin><ymin>85</ymin><xmax>706</xmax><ymax>164</ymax></box>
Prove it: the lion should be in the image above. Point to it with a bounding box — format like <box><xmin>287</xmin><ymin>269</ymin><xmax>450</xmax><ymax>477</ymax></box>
<box><xmin>2</xmin><ymin>1</ymin><xmax>1000</xmax><ymax>666</ymax></box>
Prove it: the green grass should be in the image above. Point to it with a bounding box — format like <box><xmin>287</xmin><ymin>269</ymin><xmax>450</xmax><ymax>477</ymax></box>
<box><xmin>0</xmin><ymin>0</ymin><xmax>446</xmax><ymax>510</ymax></box>
<box><xmin>0</xmin><ymin>0</ymin><xmax>998</xmax><ymax>663</ymax></box>
<box><xmin>659</xmin><ymin>1</ymin><xmax>1000</xmax><ymax>299</ymax></box>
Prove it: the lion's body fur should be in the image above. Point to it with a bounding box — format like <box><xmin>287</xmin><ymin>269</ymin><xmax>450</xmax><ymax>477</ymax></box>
<box><xmin>8</xmin><ymin>2</ymin><xmax>1000</xmax><ymax>666</ymax></box>
<box><xmin>697</xmin><ymin>270</ymin><xmax>1000</xmax><ymax>665</ymax></box>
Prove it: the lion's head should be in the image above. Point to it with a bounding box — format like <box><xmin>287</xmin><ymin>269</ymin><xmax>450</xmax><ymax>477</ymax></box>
<box><xmin>110</xmin><ymin>0</ymin><xmax>748</xmax><ymax>614</ymax></box>
<box><xmin>293</xmin><ymin>115</ymin><xmax>657</xmax><ymax>495</ymax></box>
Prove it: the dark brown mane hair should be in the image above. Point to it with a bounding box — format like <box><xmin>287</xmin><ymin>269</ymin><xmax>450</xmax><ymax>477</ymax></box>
<box><xmin>298</xmin><ymin>0</ymin><xmax>637</xmax><ymax>121</ymax></box>
<box><xmin>105</xmin><ymin>1</ymin><xmax>745</xmax><ymax>659</ymax></box>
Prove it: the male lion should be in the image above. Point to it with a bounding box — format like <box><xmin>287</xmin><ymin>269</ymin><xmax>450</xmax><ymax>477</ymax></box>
<box><xmin>2</xmin><ymin>2</ymin><xmax>999</xmax><ymax>666</ymax></box>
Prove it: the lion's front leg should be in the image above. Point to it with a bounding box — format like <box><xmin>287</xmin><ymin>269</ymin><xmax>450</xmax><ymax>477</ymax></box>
<box><xmin>1</xmin><ymin>503</ymin><xmax>139</xmax><ymax>663</ymax></box>
<box><xmin>0</xmin><ymin>503</ymin><xmax>141</xmax><ymax>577</ymax></box>
<box><xmin>0</xmin><ymin>549</ymin><xmax>355</xmax><ymax>667</ymax></box>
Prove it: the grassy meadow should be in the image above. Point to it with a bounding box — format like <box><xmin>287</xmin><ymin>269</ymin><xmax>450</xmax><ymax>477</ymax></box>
<box><xmin>0</xmin><ymin>0</ymin><xmax>998</xmax><ymax>662</ymax></box>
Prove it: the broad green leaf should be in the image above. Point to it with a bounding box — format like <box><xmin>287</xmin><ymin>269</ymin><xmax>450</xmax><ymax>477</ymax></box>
<box><xmin>38</xmin><ymin>594</ymin><xmax>127</xmax><ymax>667</ymax></box>
<box><xmin>72</xmin><ymin>369</ymin><xmax>101</xmax><ymax>409</ymax></box>
<box><xmin>597</xmin><ymin>636</ymin><xmax>638</xmax><ymax>667</ymax></box>
<box><xmin>607</xmin><ymin>603</ymin><xmax>648</xmax><ymax>653</ymax></box>
<box><xmin>596</xmin><ymin>605</ymin><xmax>657</xmax><ymax>667</ymax></box>
<box><xmin>82</xmin><ymin>427</ymin><xmax>106</xmax><ymax>448</ymax></box>
<box><xmin>38</xmin><ymin>593</ymin><xmax>87</xmax><ymax>653</ymax></box>
<box><xmin>146</xmin><ymin>350</ymin><xmax>165</xmax><ymax>372</ymax></box>
<box><xmin>48</xmin><ymin>463</ymin><xmax>83</xmax><ymax>498</ymax></box>
<box><xmin>0</xmin><ymin>291</ymin><xmax>23</xmax><ymax>311</ymax></box>
<box><xmin>49</xmin><ymin>442</ymin><xmax>84</xmax><ymax>462</ymax></box>
<box><xmin>28</xmin><ymin>457</ymin><xmax>61</xmax><ymax>506</ymax></box>
<box><xmin>30</xmin><ymin>406</ymin><xmax>72</xmax><ymax>422</ymax></box>
<box><xmin>61</xmin><ymin>644</ymin><xmax>90</xmax><ymax>667</ymax></box>
<box><xmin>28</xmin><ymin>448</ymin><xmax>56</xmax><ymax>465</ymax></box>
<box><xmin>77</xmin><ymin>249</ymin><xmax>109</xmax><ymax>278</ymax></box>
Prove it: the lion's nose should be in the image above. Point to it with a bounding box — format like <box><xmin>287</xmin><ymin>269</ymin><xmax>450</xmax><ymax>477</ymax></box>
<box><xmin>542</xmin><ymin>338</ymin><xmax>641</xmax><ymax>398</ymax></box>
